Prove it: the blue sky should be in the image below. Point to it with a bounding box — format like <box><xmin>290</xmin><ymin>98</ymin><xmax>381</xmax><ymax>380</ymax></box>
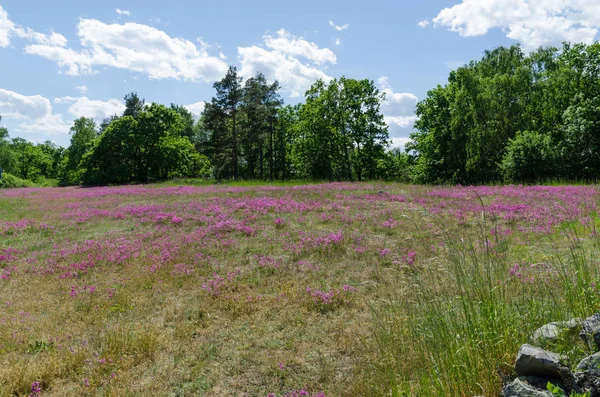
<box><xmin>1</xmin><ymin>0</ymin><xmax>600</xmax><ymax>147</ymax></box>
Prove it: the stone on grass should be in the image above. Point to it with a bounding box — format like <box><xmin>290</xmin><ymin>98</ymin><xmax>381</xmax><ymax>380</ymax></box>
<box><xmin>503</xmin><ymin>378</ymin><xmax>554</xmax><ymax>397</ymax></box>
<box><xmin>574</xmin><ymin>371</ymin><xmax>600</xmax><ymax>397</ymax></box>
<box><xmin>532</xmin><ymin>319</ymin><xmax>580</xmax><ymax>345</ymax></box>
<box><xmin>580</xmin><ymin>313</ymin><xmax>600</xmax><ymax>350</ymax></box>
<box><xmin>515</xmin><ymin>344</ymin><xmax>565</xmax><ymax>379</ymax></box>
<box><xmin>577</xmin><ymin>352</ymin><xmax>600</xmax><ymax>372</ymax></box>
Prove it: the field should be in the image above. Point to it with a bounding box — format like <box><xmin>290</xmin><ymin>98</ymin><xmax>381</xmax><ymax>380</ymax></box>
<box><xmin>1</xmin><ymin>182</ymin><xmax>600</xmax><ymax>396</ymax></box>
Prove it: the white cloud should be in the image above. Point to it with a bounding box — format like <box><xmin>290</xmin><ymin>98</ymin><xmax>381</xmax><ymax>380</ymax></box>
<box><xmin>19</xmin><ymin>113</ymin><xmax>70</xmax><ymax>135</ymax></box>
<box><xmin>432</xmin><ymin>0</ymin><xmax>600</xmax><ymax>51</ymax></box>
<box><xmin>263</xmin><ymin>29</ymin><xmax>336</xmax><ymax>65</ymax></box>
<box><xmin>116</xmin><ymin>9</ymin><xmax>131</xmax><ymax>16</ymax></box>
<box><xmin>238</xmin><ymin>29</ymin><xmax>335</xmax><ymax>97</ymax></box>
<box><xmin>0</xmin><ymin>6</ymin><xmax>14</xmax><ymax>48</ymax></box>
<box><xmin>0</xmin><ymin>88</ymin><xmax>70</xmax><ymax>135</ymax></box>
<box><xmin>377</xmin><ymin>77</ymin><xmax>418</xmax><ymax>138</ymax></box>
<box><xmin>418</xmin><ymin>19</ymin><xmax>430</xmax><ymax>28</ymax></box>
<box><xmin>184</xmin><ymin>101</ymin><xmax>205</xmax><ymax>118</ymax></box>
<box><xmin>335</xmin><ymin>38</ymin><xmax>341</xmax><ymax>46</ymax></box>
<box><xmin>390</xmin><ymin>137</ymin><xmax>412</xmax><ymax>149</ymax></box>
<box><xmin>0</xmin><ymin>5</ymin><xmax>67</xmax><ymax>48</ymax></box>
<box><xmin>75</xmin><ymin>85</ymin><xmax>88</xmax><ymax>93</ymax></box>
<box><xmin>55</xmin><ymin>96</ymin><xmax>125</xmax><ymax>119</ymax></box>
<box><xmin>0</xmin><ymin>88</ymin><xmax>52</xmax><ymax>119</ymax></box>
<box><xmin>24</xmin><ymin>18</ymin><xmax>229</xmax><ymax>82</ymax></box>
<box><xmin>329</xmin><ymin>20</ymin><xmax>350</xmax><ymax>32</ymax></box>
<box><xmin>13</xmin><ymin>26</ymin><xmax>68</xmax><ymax>46</ymax></box>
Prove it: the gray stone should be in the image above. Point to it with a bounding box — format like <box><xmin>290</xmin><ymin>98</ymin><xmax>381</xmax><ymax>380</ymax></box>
<box><xmin>574</xmin><ymin>370</ymin><xmax>600</xmax><ymax>397</ymax></box>
<box><xmin>577</xmin><ymin>352</ymin><xmax>600</xmax><ymax>372</ymax></box>
<box><xmin>515</xmin><ymin>344</ymin><xmax>566</xmax><ymax>379</ymax></box>
<box><xmin>503</xmin><ymin>378</ymin><xmax>554</xmax><ymax>397</ymax></box>
<box><xmin>532</xmin><ymin>319</ymin><xmax>581</xmax><ymax>345</ymax></box>
<box><xmin>519</xmin><ymin>376</ymin><xmax>566</xmax><ymax>391</ymax></box>
<box><xmin>580</xmin><ymin>313</ymin><xmax>600</xmax><ymax>350</ymax></box>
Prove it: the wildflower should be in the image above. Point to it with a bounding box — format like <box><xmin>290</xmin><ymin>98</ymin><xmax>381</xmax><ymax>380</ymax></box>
<box><xmin>404</xmin><ymin>251</ymin><xmax>416</xmax><ymax>265</ymax></box>
<box><xmin>30</xmin><ymin>381</ymin><xmax>41</xmax><ymax>397</ymax></box>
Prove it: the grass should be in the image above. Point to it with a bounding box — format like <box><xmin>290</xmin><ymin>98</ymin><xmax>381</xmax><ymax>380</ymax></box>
<box><xmin>0</xmin><ymin>183</ymin><xmax>599</xmax><ymax>396</ymax></box>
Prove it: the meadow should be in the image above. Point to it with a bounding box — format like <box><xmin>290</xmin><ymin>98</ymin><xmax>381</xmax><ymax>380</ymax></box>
<box><xmin>1</xmin><ymin>182</ymin><xmax>599</xmax><ymax>396</ymax></box>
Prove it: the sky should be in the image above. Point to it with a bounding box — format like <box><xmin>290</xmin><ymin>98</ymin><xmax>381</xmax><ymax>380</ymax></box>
<box><xmin>1</xmin><ymin>0</ymin><xmax>600</xmax><ymax>148</ymax></box>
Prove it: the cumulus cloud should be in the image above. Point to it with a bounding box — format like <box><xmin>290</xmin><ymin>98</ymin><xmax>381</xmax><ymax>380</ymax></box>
<box><xmin>390</xmin><ymin>137</ymin><xmax>413</xmax><ymax>150</ymax></box>
<box><xmin>116</xmin><ymin>9</ymin><xmax>130</xmax><ymax>16</ymax></box>
<box><xmin>19</xmin><ymin>113</ymin><xmax>71</xmax><ymax>135</ymax></box>
<box><xmin>0</xmin><ymin>6</ymin><xmax>13</xmax><ymax>48</ymax></box>
<box><xmin>378</xmin><ymin>77</ymin><xmax>418</xmax><ymax>138</ymax></box>
<box><xmin>75</xmin><ymin>85</ymin><xmax>88</xmax><ymax>93</ymax></box>
<box><xmin>335</xmin><ymin>38</ymin><xmax>341</xmax><ymax>46</ymax></box>
<box><xmin>263</xmin><ymin>29</ymin><xmax>336</xmax><ymax>65</ymax></box>
<box><xmin>0</xmin><ymin>88</ymin><xmax>70</xmax><ymax>135</ymax></box>
<box><xmin>0</xmin><ymin>5</ymin><xmax>67</xmax><ymax>48</ymax></box>
<box><xmin>418</xmin><ymin>19</ymin><xmax>430</xmax><ymax>28</ymax></box>
<box><xmin>55</xmin><ymin>96</ymin><xmax>125</xmax><ymax>119</ymax></box>
<box><xmin>24</xmin><ymin>18</ymin><xmax>229</xmax><ymax>82</ymax></box>
<box><xmin>432</xmin><ymin>0</ymin><xmax>600</xmax><ymax>50</ymax></box>
<box><xmin>184</xmin><ymin>101</ymin><xmax>206</xmax><ymax>118</ymax></box>
<box><xmin>238</xmin><ymin>29</ymin><xmax>335</xmax><ymax>97</ymax></box>
<box><xmin>329</xmin><ymin>20</ymin><xmax>350</xmax><ymax>31</ymax></box>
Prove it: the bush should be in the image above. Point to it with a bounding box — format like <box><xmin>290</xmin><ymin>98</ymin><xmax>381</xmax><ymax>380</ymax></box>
<box><xmin>501</xmin><ymin>130</ymin><xmax>557</xmax><ymax>182</ymax></box>
<box><xmin>0</xmin><ymin>172</ymin><xmax>36</xmax><ymax>188</ymax></box>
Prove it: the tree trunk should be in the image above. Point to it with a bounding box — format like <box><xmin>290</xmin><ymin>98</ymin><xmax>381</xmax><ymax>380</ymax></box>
<box><xmin>247</xmin><ymin>129</ymin><xmax>255</xmax><ymax>179</ymax></box>
<box><xmin>269</xmin><ymin>118</ymin><xmax>274</xmax><ymax>181</ymax></box>
<box><xmin>343</xmin><ymin>140</ymin><xmax>352</xmax><ymax>181</ymax></box>
<box><xmin>259</xmin><ymin>141</ymin><xmax>264</xmax><ymax>180</ymax></box>
<box><xmin>232</xmin><ymin>108</ymin><xmax>238</xmax><ymax>180</ymax></box>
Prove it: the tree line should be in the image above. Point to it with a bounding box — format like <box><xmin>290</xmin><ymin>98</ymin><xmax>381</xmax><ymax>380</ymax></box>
<box><xmin>5</xmin><ymin>42</ymin><xmax>599</xmax><ymax>188</ymax></box>
<box><xmin>0</xmin><ymin>67</ymin><xmax>406</xmax><ymax>187</ymax></box>
<box><xmin>409</xmin><ymin>42</ymin><xmax>600</xmax><ymax>184</ymax></box>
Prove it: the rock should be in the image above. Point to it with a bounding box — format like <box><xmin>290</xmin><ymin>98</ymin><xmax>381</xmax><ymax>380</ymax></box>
<box><xmin>574</xmin><ymin>371</ymin><xmax>600</xmax><ymax>397</ymax></box>
<box><xmin>515</xmin><ymin>344</ymin><xmax>566</xmax><ymax>379</ymax></box>
<box><xmin>519</xmin><ymin>376</ymin><xmax>566</xmax><ymax>391</ymax></box>
<box><xmin>503</xmin><ymin>378</ymin><xmax>554</xmax><ymax>397</ymax></box>
<box><xmin>580</xmin><ymin>313</ymin><xmax>600</xmax><ymax>350</ymax></box>
<box><xmin>577</xmin><ymin>352</ymin><xmax>600</xmax><ymax>372</ymax></box>
<box><xmin>532</xmin><ymin>319</ymin><xmax>580</xmax><ymax>345</ymax></box>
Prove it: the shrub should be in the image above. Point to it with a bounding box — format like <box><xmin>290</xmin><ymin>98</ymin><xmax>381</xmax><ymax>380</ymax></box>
<box><xmin>0</xmin><ymin>172</ymin><xmax>36</xmax><ymax>188</ymax></box>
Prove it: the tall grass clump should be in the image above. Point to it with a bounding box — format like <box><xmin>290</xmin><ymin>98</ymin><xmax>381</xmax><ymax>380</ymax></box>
<box><xmin>355</xmin><ymin>208</ymin><xmax>600</xmax><ymax>396</ymax></box>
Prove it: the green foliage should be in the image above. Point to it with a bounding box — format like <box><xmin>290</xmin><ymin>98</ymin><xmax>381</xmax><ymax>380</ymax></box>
<box><xmin>0</xmin><ymin>126</ymin><xmax>18</xmax><ymax>175</ymax></box>
<box><xmin>410</xmin><ymin>42</ymin><xmax>600</xmax><ymax>184</ymax></box>
<box><xmin>0</xmin><ymin>172</ymin><xmax>36</xmax><ymax>188</ymax></box>
<box><xmin>501</xmin><ymin>130</ymin><xmax>557</xmax><ymax>182</ymax></box>
<box><xmin>292</xmin><ymin>77</ymin><xmax>389</xmax><ymax>181</ymax></box>
<box><xmin>547</xmin><ymin>382</ymin><xmax>590</xmax><ymax>397</ymax></box>
<box><xmin>377</xmin><ymin>148</ymin><xmax>411</xmax><ymax>182</ymax></box>
<box><xmin>61</xmin><ymin>117</ymin><xmax>97</xmax><ymax>185</ymax></box>
<box><xmin>0</xmin><ymin>68</ymin><xmax>393</xmax><ymax>187</ymax></box>
<box><xmin>26</xmin><ymin>340</ymin><xmax>54</xmax><ymax>354</ymax></box>
<box><xmin>82</xmin><ymin>104</ymin><xmax>206</xmax><ymax>185</ymax></box>
<box><xmin>10</xmin><ymin>137</ymin><xmax>55</xmax><ymax>182</ymax></box>
<box><xmin>123</xmin><ymin>92</ymin><xmax>145</xmax><ymax>118</ymax></box>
